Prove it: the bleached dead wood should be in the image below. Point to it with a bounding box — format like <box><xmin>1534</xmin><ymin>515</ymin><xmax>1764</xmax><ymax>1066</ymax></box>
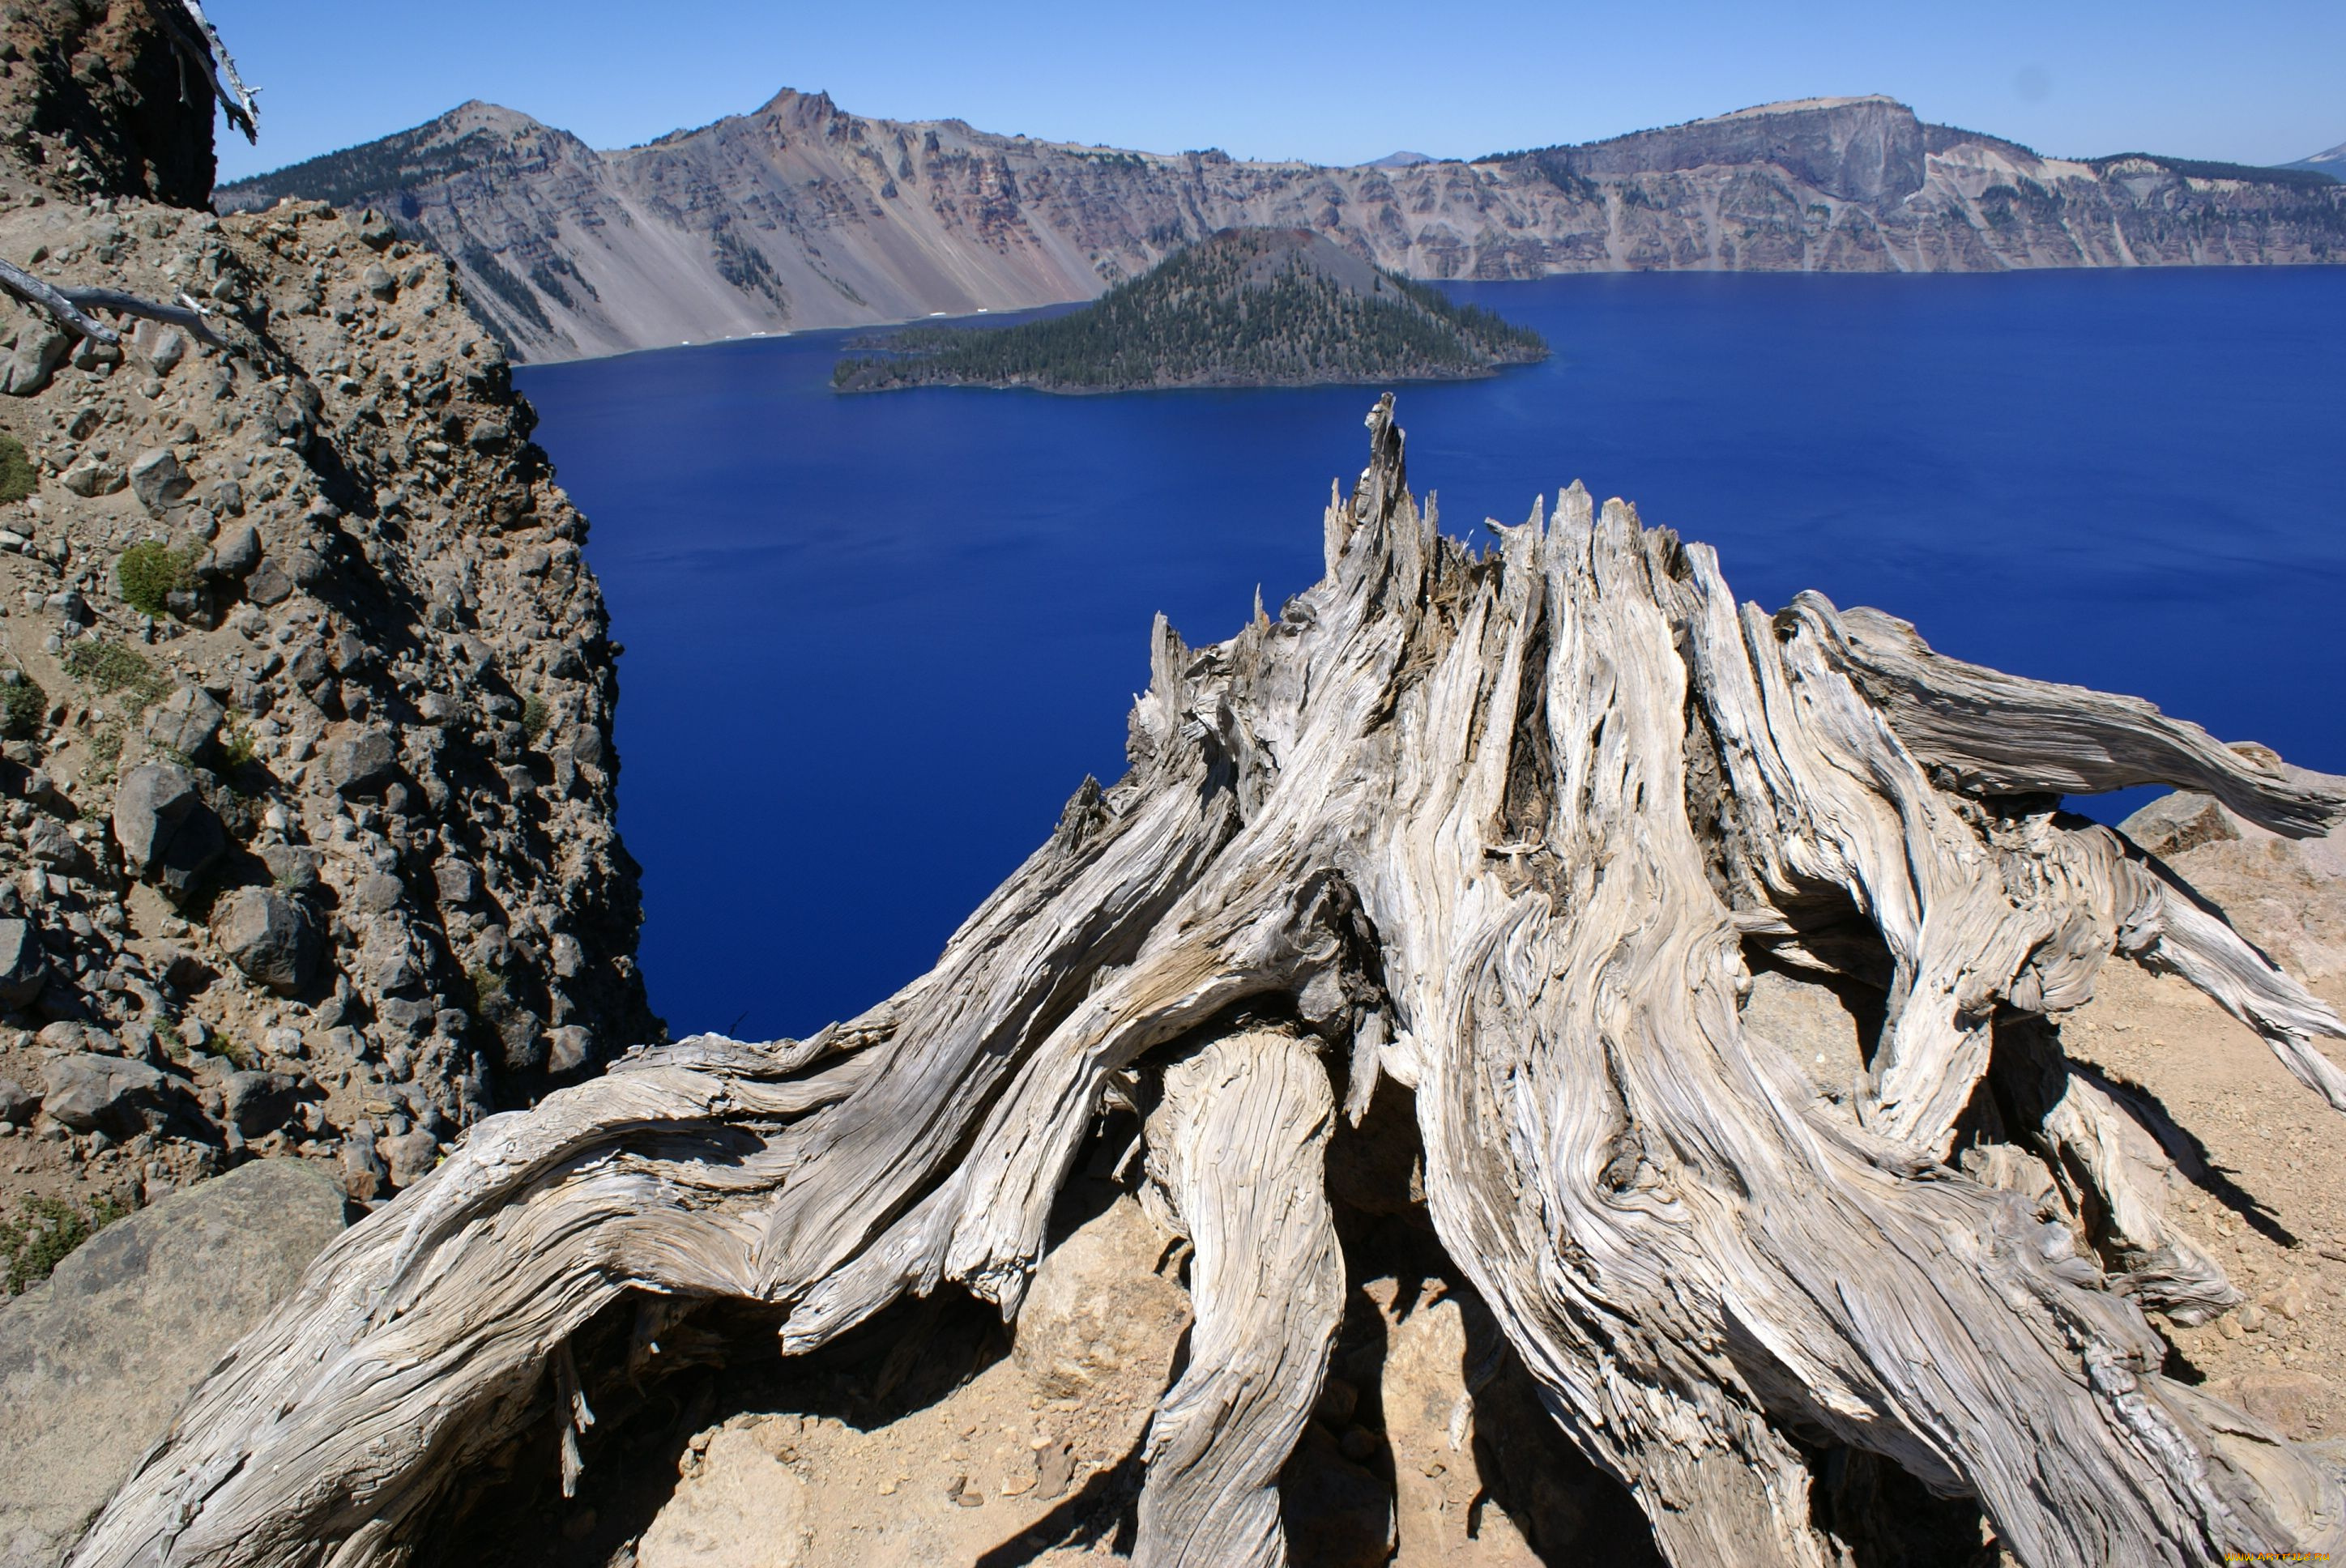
<box><xmin>0</xmin><ymin>262</ymin><xmax>229</xmax><ymax>349</ymax></box>
<box><xmin>0</xmin><ymin>258</ymin><xmax>122</xmax><ymax>344</ymax></box>
<box><xmin>1136</xmin><ymin>1028</ymin><xmax>1341</xmax><ymax>1568</ymax></box>
<box><xmin>74</xmin><ymin>396</ymin><xmax>2346</xmax><ymax>1568</ymax></box>
<box><xmin>61</xmin><ymin>286</ymin><xmax>228</xmax><ymax>346</ymax></box>
<box><xmin>160</xmin><ymin>0</ymin><xmax>259</xmax><ymax>143</ymax></box>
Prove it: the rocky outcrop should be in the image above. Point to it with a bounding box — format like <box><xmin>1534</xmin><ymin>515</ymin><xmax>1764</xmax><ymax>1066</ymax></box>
<box><xmin>0</xmin><ymin>0</ymin><xmax>657</xmax><ymax>1250</ymax></box>
<box><xmin>0</xmin><ymin>0</ymin><xmax>219</xmax><ymax>211</ymax></box>
<box><xmin>219</xmin><ymin>92</ymin><xmax>2346</xmax><ymax>362</ymax></box>
<box><xmin>0</xmin><ymin>1158</ymin><xmax>346</xmax><ymax>1568</ymax></box>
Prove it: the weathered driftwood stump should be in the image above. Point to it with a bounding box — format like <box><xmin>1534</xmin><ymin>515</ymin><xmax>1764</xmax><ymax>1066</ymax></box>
<box><xmin>76</xmin><ymin>398</ymin><xmax>2346</xmax><ymax>1566</ymax></box>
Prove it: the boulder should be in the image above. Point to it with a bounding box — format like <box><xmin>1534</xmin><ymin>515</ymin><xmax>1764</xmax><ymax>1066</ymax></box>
<box><xmin>433</xmin><ymin>859</ymin><xmax>478</xmax><ymax>904</ymax></box>
<box><xmin>2206</xmin><ymin>1372</ymin><xmax>2339</xmax><ymax>1442</ymax></box>
<box><xmin>339</xmin><ymin>1127</ymin><xmax>388</xmax><ymax>1203</ymax></box>
<box><xmin>126</xmin><ymin>448</ymin><xmax>194</xmax><ymax>516</ymax></box>
<box><xmin>323</xmin><ymin>727</ymin><xmax>399</xmax><ymax>795</ymax></box>
<box><xmin>111</xmin><ymin>761</ymin><xmax>227</xmax><ymax>898</ymax></box>
<box><xmin>144</xmin><ymin>684</ymin><xmax>226</xmax><ymax>761</ymax></box>
<box><xmin>0</xmin><ymin>1077</ymin><xmax>33</xmax><ymax>1125</ymax></box>
<box><xmin>0</xmin><ymin>327</ymin><xmax>68</xmax><ymax>397</ymax></box>
<box><xmin>361</xmin><ymin>263</ymin><xmax>398</xmax><ymax>302</ymax></box>
<box><xmin>0</xmin><ymin>1161</ymin><xmax>346</xmax><ymax>1565</ymax></box>
<box><xmin>637</xmin><ymin>1425</ymin><xmax>812</xmax><ymax>1568</ymax></box>
<box><xmin>379</xmin><ymin>1129</ymin><xmax>441</xmax><ymax>1189</ymax></box>
<box><xmin>220</xmin><ymin>1069</ymin><xmax>306</xmax><ymax>1138</ymax></box>
<box><xmin>2119</xmin><ymin>790</ymin><xmax>2242</xmax><ymax>859</ymax></box>
<box><xmin>257</xmin><ymin>842</ymin><xmax>320</xmax><ymax>893</ymax></box>
<box><xmin>21</xmin><ymin>815</ymin><xmax>81</xmax><ymax>872</ymax></box>
<box><xmin>1741</xmin><ymin>966</ymin><xmax>1871</xmax><ymax>1101</ymax></box>
<box><xmin>204</xmin><ymin>522</ymin><xmax>261</xmax><ymax>579</ymax></box>
<box><xmin>1010</xmin><ymin>1191</ymin><xmax>1189</xmax><ymax>1400</ymax></box>
<box><xmin>128</xmin><ymin>320</ymin><xmax>186</xmax><ymax>376</ymax></box>
<box><xmin>545</xmin><ymin>1025</ymin><xmax>592</xmax><ymax>1074</ymax></box>
<box><xmin>210</xmin><ymin>886</ymin><xmax>319</xmax><ymax>995</ymax></box>
<box><xmin>39</xmin><ymin>1053</ymin><xmax>173</xmax><ymax>1137</ymax></box>
<box><xmin>0</xmin><ymin>920</ymin><xmax>42</xmax><ymax>1008</ymax></box>
<box><xmin>244</xmin><ymin>553</ymin><xmax>294</xmax><ymax>606</ymax></box>
<box><xmin>58</xmin><ymin>458</ymin><xmax>126</xmax><ymax>497</ymax></box>
<box><xmin>285</xmin><ymin>544</ymin><xmax>331</xmax><ymax>591</ymax></box>
<box><xmin>352</xmin><ymin>871</ymin><xmax>404</xmax><ymax>914</ymax></box>
<box><xmin>36</xmin><ymin>1021</ymin><xmax>115</xmax><ymax>1056</ymax></box>
<box><xmin>1378</xmin><ymin>1288</ymin><xmax>1545</xmax><ymax>1566</ymax></box>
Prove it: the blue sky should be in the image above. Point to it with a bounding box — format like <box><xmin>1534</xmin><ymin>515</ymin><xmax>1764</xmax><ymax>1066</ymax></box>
<box><xmin>209</xmin><ymin>0</ymin><xmax>2344</xmax><ymax>183</ymax></box>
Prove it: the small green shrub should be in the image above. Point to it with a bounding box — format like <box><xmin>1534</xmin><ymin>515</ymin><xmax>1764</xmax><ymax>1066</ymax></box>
<box><xmin>116</xmin><ymin>541</ymin><xmax>197</xmax><ymax>618</ymax></box>
<box><xmin>0</xmin><ymin>671</ymin><xmax>45</xmax><ymax>739</ymax></box>
<box><xmin>2</xmin><ymin>1194</ymin><xmax>131</xmax><ymax>1295</ymax></box>
<box><xmin>0</xmin><ymin>432</ymin><xmax>35</xmax><ymax>504</ymax></box>
<box><xmin>465</xmin><ymin>964</ymin><xmax>512</xmax><ymax>1024</ymax></box>
<box><xmin>86</xmin><ymin>719</ymin><xmax>124</xmax><ymax>784</ymax></box>
<box><xmin>62</xmin><ymin>639</ymin><xmax>168</xmax><ymax>708</ymax></box>
<box><xmin>521</xmin><ymin>695</ymin><xmax>551</xmax><ymax>745</ymax></box>
<box><xmin>221</xmin><ymin>720</ymin><xmax>258</xmax><ymax>769</ymax></box>
<box><xmin>155</xmin><ymin>1019</ymin><xmax>186</xmax><ymax>1059</ymax></box>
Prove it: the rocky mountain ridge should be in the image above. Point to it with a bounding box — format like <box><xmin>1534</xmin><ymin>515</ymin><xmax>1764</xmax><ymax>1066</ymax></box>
<box><xmin>2284</xmin><ymin>139</ymin><xmax>2345</xmax><ymax>181</ymax></box>
<box><xmin>217</xmin><ymin>91</ymin><xmax>2346</xmax><ymax>362</ymax></box>
<box><xmin>0</xmin><ymin>0</ymin><xmax>657</xmax><ymax>1306</ymax></box>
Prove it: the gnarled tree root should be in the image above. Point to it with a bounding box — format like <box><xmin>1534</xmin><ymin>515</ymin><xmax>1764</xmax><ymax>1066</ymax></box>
<box><xmin>74</xmin><ymin>398</ymin><xmax>2346</xmax><ymax>1568</ymax></box>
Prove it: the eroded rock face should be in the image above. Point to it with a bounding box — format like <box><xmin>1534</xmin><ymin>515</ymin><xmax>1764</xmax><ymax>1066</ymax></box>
<box><xmin>0</xmin><ymin>1161</ymin><xmax>346</xmax><ymax>1568</ymax></box>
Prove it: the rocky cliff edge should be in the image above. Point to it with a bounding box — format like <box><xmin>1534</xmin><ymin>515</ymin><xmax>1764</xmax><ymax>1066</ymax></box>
<box><xmin>0</xmin><ymin>0</ymin><xmax>659</xmax><ymax>1245</ymax></box>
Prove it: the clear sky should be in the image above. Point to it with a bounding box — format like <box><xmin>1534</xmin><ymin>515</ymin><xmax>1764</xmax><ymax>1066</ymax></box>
<box><xmin>207</xmin><ymin>0</ymin><xmax>2344</xmax><ymax>184</ymax></box>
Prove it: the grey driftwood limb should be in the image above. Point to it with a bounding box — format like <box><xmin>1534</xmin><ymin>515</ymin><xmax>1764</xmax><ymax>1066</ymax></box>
<box><xmin>0</xmin><ymin>258</ymin><xmax>121</xmax><ymax>344</ymax></box>
<box><xmin>0</xmin><ymin>263</ymin><xmax>229</xmax><ymax>350</ymax></box>
<box><xmin>72</xmin><ymin>396</ymin><xmax>2346</xmax><ymax>1568</ymax></box>
<box><xmin>59</xmin><ymin>287</ymin><xmax>228</xmax><ymax>346</ymax></box>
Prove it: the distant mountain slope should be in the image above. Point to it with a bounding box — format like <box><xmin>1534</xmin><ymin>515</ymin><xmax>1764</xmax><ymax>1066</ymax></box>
<box><xmin>833</xmin><ymin>227</ymin><xmax>1547</xmax><ymax>393</ymax></box>
<box><xmin>219</xmin><ymin>92</ymin><xmax>2346</xmax><ymax>364</ymax></box>
<box><xmin>2280</xmin><ymin>140</ymin><xmax>2345</xmax><ymax>181</ymax></box>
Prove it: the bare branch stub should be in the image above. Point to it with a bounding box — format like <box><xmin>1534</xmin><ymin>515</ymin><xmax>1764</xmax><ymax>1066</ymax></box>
<box><xmin>72</xmin><ymin>398</ymin><xmax>2346</xmax><ymax>1568</ymax></box>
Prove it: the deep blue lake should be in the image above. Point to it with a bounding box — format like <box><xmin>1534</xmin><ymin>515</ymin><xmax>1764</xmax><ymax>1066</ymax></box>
<box><xmin>520</xmin><ymin>269</ymin><xmax>2346</xmax><ymax>1043</ymax></box>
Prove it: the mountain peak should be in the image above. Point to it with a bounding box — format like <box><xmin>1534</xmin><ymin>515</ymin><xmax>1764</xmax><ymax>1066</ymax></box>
<box><xmin>754</xmin><ymin>87</ymin><xmax>843</xmax><ymax>128</ymax></box>
<box><xmin>2281</xmin><ymin>139</ymin><xmax>2344</xmax><ymax>180</ymax></box>
<box><xmin>1713</xmin><ymin>93</ymin><xmax>1909</xmax><ymax>121</ymax></box>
